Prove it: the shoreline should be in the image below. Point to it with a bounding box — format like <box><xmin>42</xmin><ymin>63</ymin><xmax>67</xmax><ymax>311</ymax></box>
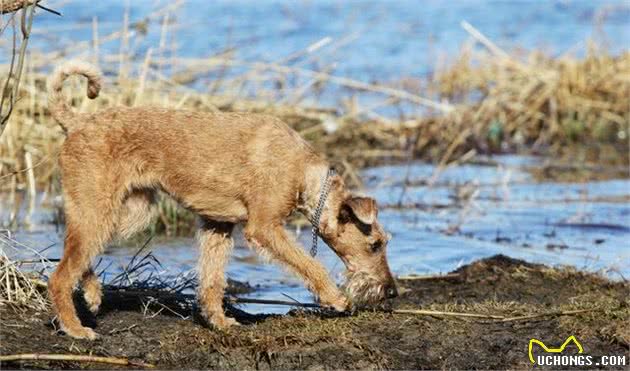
<box><xmin>1</xmin><ymin>255</ymin><xmax>628</xmax><ymax>369</ymax></box>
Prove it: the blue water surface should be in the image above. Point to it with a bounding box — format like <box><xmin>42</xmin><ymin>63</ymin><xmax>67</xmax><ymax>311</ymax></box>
<box><xmin>28</xmin><ymin>0</ymin><xmax>630</xmax><ymax>81</ymax></box>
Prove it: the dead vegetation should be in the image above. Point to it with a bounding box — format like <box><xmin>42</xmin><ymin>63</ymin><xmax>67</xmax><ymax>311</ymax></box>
<box><xmin>0</xmin><ymin>231</ymin><xmax>50</xmax><ymax>311</ymax></box>
<box><xmin>427</xmin><ymin>23</ymin><xmax>629</xmax><ymax>158</ymax></box>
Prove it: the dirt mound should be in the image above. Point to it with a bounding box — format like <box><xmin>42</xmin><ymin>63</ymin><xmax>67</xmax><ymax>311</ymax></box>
<box><xmin>1</xmin><ymin>255</ymin><xmax>628</xmax><ymax>369</ymax></box>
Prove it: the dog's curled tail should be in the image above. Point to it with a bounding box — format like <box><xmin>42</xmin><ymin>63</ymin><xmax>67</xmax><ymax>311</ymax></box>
<box><xmin>47</xmin><ymin>60</ymin><xmax>102</xmax><ymax>132</ymax></box>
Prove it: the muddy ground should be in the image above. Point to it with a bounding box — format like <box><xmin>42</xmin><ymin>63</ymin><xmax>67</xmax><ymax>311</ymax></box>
<box><xmin>1</xmin><ymin>255</ymin><xmax>628</xmax><ymax>370</ymax></box>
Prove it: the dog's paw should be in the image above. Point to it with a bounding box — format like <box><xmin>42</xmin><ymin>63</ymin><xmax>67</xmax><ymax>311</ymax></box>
<box><xmin>82</xmin><ymin>277</ymin><xmax>103</xmax><ymax>315</ymax></box>
<box><xmin>64</xmin><ymin>326</ymin><xmax>100</xmax><ymax>340</ymax></box>
<box><xmin>331</xmin><ymin>298</ymin><xmax>349</xmax><ymax>312</ymax></box>
<box><xmin>321</xmin><ymin>295</ymin><xmax>350</xmax><ymax>312</ymax></box>
<box><xmin>83</xmin><ymin>291</ymin><xmax>102</xmax><ymax>315</ymax></box>
<box><xmin>210</xmin><ymin>315</ymin><xmax>240</xmax><ymax>330</ymax></box>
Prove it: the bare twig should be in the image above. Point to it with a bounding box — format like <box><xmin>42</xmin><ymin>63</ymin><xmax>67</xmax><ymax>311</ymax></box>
<box><xmin>393</xmin><ymin>309</ymin><xmax>506</xmax><ymax>320</ymax></box>
<box><xmin>0</xmin><ymin>1</ymin><xmax>36</xmax><ymax>134</ymax></box>
<box><xmin>460</xmin><ymin>20</ymin><xmax>523</xmax><ymax>69</ymax></box>
<box><xmin>226</xmin><ymin>296</ymin><xmax>321</xmax><ymax>308</ymax></box>
<box><xmin>394</xmin><ymin>307</ymin><xmax>601</xmax><ymax>322</ymax></box>
<box><xmin>500</xmin><ymin>308</ymin><xmax>600</xmax><ymax>322</ymax></box>
<box><xmin>175</xmin><ymin>58</ymin><xmax>454</xmax><ymax>112</ymax></box>
<box><xmin>0</xmin><ymin>353</ymin><xmax>155</xmax><ymax>368</ymax></box>
<box><xmin>398</xmin><ymin>273</ymin><xmax>460</xmax><ymax>281</ymax></box>
<box><xmin>0</xmin><ymin>155</ymin><xmax>48</xmax><ymax>181</ymax></box>
<box><xmin>34</xmin><ymin>3</ymin><xmax>60</xmax><ymax>16</ymax></box>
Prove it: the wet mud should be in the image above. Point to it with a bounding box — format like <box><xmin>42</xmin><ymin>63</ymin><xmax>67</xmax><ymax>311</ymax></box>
<box><xmin>1</xmin><ymin>255</ymin><xmax>628</xmax><ymax>370</ymax></box>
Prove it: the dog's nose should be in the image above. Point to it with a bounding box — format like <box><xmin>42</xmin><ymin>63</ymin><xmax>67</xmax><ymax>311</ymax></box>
<box><xmin>385</xmin><ymin>285</ymin><xmax>398</xmax><ymax>299</ymax></box>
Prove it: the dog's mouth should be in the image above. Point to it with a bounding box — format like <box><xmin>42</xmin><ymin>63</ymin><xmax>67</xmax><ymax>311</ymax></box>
<box><xmin>342</xmin><ymin>271</ymin><xmax>390</xmax><ymax>308</ymax></box>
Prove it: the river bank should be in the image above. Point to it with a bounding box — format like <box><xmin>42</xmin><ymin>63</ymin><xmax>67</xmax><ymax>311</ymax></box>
<box><xmin>1</xmin><ymin>255</ymin><xmax>628</xmax><ymax>369</ymax></box>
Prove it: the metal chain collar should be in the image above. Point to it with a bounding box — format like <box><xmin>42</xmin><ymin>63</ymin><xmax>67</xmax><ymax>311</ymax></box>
<box><xmin>310</xmin><ymin>168</ymin><xmax>335</xmax><ymax>257</ymax></box>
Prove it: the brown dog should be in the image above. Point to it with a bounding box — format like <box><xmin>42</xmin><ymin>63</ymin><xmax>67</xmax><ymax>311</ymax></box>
<box><xmin>47</xmin><ymin>60</ymin><xmax>397</xmax><ymax>340</ymax></box>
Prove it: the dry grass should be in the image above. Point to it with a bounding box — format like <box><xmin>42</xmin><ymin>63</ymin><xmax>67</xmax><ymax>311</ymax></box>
<box><xmin>0</xmin><ymin>231</ymin><xmax>51</xmax><ymax>310</ymax></box>
<box><xmin>426</xmin><ymin>23</ymin><xmax>629</xmax><ymax>156</ymax></box>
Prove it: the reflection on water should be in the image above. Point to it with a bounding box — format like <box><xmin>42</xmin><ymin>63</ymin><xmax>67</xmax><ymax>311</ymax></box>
<box><xmin>4</xmin><ymin>155</ymin><xmax>629</xmax><ymax>313</ymax></box>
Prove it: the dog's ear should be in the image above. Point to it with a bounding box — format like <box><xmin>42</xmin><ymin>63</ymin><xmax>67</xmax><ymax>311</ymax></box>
<box><xmin>342</xmin><ymin>196</ymin><xmax>377</xmax><ymax>225</ymax></box>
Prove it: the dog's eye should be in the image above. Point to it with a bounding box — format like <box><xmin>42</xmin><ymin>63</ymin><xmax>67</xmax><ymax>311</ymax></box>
<box><xmin>370</xmin><ymin>241</ymin><xmax>383</xmax><ymax>253</ymax></box>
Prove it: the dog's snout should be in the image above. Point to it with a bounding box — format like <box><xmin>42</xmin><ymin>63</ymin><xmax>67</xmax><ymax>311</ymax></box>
<box><xmin>385</xmin><ymin>285</ymin><xmax>398</xmax><ymax>299</ymax></box>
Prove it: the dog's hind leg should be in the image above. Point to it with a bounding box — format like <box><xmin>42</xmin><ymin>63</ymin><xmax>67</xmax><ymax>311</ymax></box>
<box><xmin>80</xmin><ymin>269</ymin><xmax>102</xmax><ymax>314</ymax></box>
<box><xmin>196</xmin><ymin>220</ymin><xmax>237</xmax><ymax>329</ymax></box>
<box><xmin>74</xmin><ymin>190</ymin><xmax>155</xmax><ymax>318</ymax></box>
<box><xmin>49</xmin><ymin>194</ymin><xmax>116</xmax><ymax>340</ymax></box>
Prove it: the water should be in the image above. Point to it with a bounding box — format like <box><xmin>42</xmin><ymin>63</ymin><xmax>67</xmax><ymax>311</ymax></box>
<box><xmin>32</xmin><ymin>0</ymin><xmax>629</xmax><ymax>80</ymax></box>
<box><xmin>5</xmin><ymin>156</ymin><xmax>629</xmax><ymax>313</ymax></box>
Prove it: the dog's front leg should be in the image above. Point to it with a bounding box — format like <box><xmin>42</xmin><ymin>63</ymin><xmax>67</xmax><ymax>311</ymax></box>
<box><xmin>245</xmin><ymin>224</ymin><xmax>348</xmax><ymax>311</ymax></box>
<box><xmin>197</xmin><ymin>221</ymin><xmax>238</xmax><ymax>329</ymax></box>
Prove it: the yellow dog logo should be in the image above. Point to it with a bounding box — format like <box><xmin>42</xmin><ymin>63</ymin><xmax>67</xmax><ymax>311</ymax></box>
<box><xmin>529</xmin><ymin>336</ymin><xmax>584</xmax><ymax>364</ymax></box>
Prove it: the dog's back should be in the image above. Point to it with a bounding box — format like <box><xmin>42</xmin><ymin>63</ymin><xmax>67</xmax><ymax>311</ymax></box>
<box><xmin>51</xmin><ymin>61</ymin><xmax>324</xmax><ymax>224</ymax></box>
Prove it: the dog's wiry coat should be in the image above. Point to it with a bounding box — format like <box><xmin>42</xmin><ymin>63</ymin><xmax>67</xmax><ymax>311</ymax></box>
<box><xmin>47</xmin><ymin>60</ymin><xmax>397</xmax><ymax>340</ymax></box>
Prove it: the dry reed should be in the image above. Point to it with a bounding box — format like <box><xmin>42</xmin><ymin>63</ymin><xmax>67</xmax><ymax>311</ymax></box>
<box><xmin>424</xmin><ymin>22</ymin><xmax>629</xmax><ymax>158</ymax></box>
<box><xmin>0</xmin><ymin>231</ymin><xmax>50</xmax><ymax>310</ymax></box>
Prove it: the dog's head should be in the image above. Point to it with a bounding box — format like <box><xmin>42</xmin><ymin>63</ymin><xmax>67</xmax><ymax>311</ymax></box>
<box><xmin>320</xmin><ymin>176</ymin><xmax>398</xmax><ymax>306</ymax></box>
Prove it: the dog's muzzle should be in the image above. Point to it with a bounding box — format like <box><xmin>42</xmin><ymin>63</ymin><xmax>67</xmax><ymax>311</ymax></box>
<box><xmin>343</xmin><ymin>271</ymin><xmax>397</xmax><ymax>305</ymax></box>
